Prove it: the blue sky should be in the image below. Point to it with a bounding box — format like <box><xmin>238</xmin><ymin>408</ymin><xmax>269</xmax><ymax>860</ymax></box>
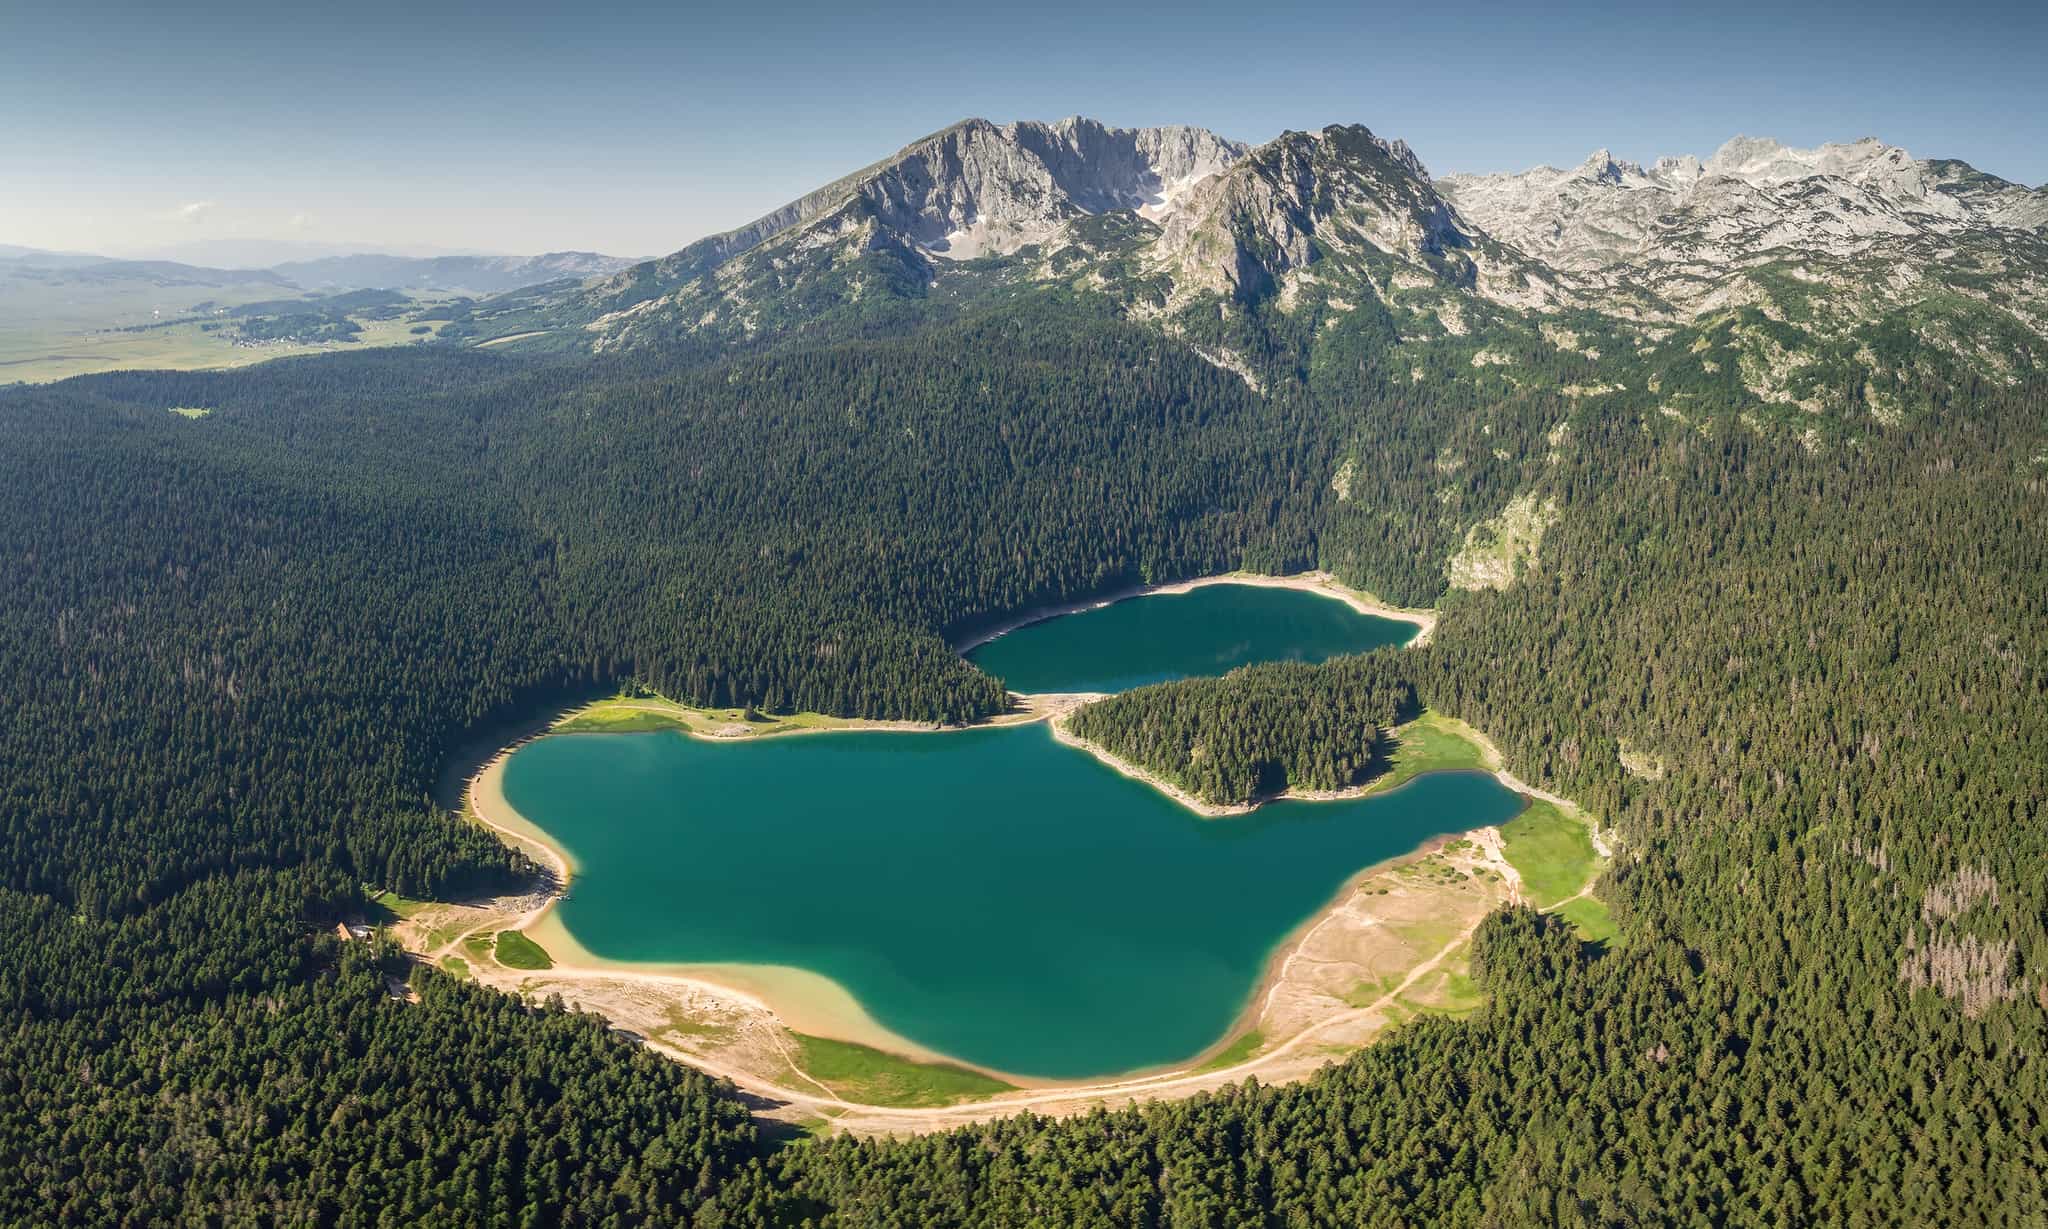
<box><xmin>5</xmin><ymin>0</ymin><xmax>2043</xmax><ymax>260</ymax></box>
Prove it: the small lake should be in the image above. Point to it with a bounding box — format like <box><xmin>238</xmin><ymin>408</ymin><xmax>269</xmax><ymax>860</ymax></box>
<box><xmin>503</xmin><ymin>726</ymin><xmax>1520</xmax><ymax>1078</ymax></box>
<box><xmin>499</xmin><ymin>581</ymin><xmax>1512</xmax><ymax>1079</ymax></box>
<box><xmin>965</xmin><ymin>583</ymin><xmax>1417</xmax><ymax>694</ymax></box>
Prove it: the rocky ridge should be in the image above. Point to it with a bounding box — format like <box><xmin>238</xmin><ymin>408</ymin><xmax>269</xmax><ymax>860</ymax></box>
<box><xmin>1439</xmin><ymin>135</ymin><xmax>2048</xmax><ymax>319</ymax></box>
<box><xmin>457</xmin><ymin>119</ymin><xmax>2045</xmax><ymax>418</ymax></box>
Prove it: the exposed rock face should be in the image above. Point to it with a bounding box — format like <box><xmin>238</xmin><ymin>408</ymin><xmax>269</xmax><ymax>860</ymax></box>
<box><xmin>848</xmin><ymin>117</ymin><xmax>1246</xmax><ymax>258</ymax></box>
<box><xmin>1439</xmin><ymin>136</ymin><xmax>2048</xmax><ymax>315</ymax></box>
<box><xmin>570</xmin><ymin>117</ymin><xmax>1249</xmax><ymax>341</ymax></box>
<box><xmin>625</xmin><ymin>116</ymin><xmax>1248</xmax><ymax>275</ymax></box>
<box><xmin>1153</xmin><ymin>125</ymin><xmax>1484</xmax><ymax>303</ymax></box>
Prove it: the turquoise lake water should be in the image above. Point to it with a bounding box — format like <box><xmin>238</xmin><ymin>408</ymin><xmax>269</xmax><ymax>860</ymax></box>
<box><xmin>503</xmin><ymin>727</ymin><xmax>1518</xmax><ymax>1078</ymax></box>
<box><xmin>964</xmin><ymin>583</ymin><xmax>1417</xmax><ymax>694</ymax></box>
<box><xmin>500</xmin><ymin>584</ymin><xmax>1516</xmax><ymax>1079</ymax></box>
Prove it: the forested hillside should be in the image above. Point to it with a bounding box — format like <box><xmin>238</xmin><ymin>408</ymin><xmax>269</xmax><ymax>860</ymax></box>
<box><xmin>1</xmin><ymin>276</ymin><xmax>2042</xmax><ymax>1222</ymax></box>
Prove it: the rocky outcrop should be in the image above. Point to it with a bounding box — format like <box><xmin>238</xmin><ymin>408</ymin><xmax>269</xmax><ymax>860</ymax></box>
<box><xmin>1150</xmin><ymin>125</ymin><xmax>1507</xmax><ymax>306</ymax></box>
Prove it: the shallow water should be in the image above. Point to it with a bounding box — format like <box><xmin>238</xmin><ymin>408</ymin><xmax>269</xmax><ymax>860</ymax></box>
<box><xmin>964</xmin><ymin>583</ymin><xmax>1417</xmax><ymax>695</ymax></box>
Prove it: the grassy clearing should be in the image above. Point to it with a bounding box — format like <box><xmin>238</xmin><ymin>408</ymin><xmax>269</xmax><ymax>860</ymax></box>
<box><xmin>366</xmin><ymin>889</ymin><xmax>432</xmax><ymax>924</ymax></box>
<box><xmin>1343</xmin><ymin>974</ymin><xmax>1402</xmax><ymax>1007</ymax></box>
<box><xmin>1197</xmin><ymin>1029</ymin><xmax>1265</xmax><ymax>1072</ymax></box>
<box><xmin>421</xmin><ymin>918</ymin><xmax>472</xmax><ymax>951</ymax></box>
<box><xmin>1500</xmin><ymin>799</ymin><xmax>1600</xmax><ymax>908</ymax></box>
<box><xmin>1373</xmin><ymin>711</ymin><xmax>1494</xmax><ymax>794</ymax></box>
<box><xmin>555</xmin><ymin>706</ymin><xmax>694</xmax><ymax>733</ymax></box>
<box><xmin>654</xmin><ymin>1003</ymin><xmax>737</xmax><ymax>1046</ymax></box>
<box><xmin>552</xmin><ymin>696</ymin><xmax>913</xmax><ymax>740</ymax></box>
<box><xmin>440</xmin><ymin>956</ymin><xmax>471</xmax><ymax>980</ymax></box>
<box><xmin>1385</xmin><ymin>912</ymin><xmax>1464</xmax><ymax>958</ymax></box>
<box><xmin>790</xmin><ymin>1034</ymin><xmax>1014</xmax><ymax>1107</ymax></box>
<box><xmin>492</xmin><ymin>930</ymin><xmax>554</xmax><ymax>970</ymax></box>
<box><xmin>1558</xmin><ymin>895</ymin><xmax>1617</xmax><ymax>943</ymax></box>
<box><xmin>1399</xmin><ymin>943</ymin><xmax>1486</xmax><ymax>1018</ymax></box>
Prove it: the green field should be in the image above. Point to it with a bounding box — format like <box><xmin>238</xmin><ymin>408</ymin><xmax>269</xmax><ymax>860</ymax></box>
<box><xmin>554</xmin><ymin>704</ymin><xmax>697</xmax><ymax>733</ymax></box>
<box><xmin>0</xmin><ymin>277</ymin><xmax>456</xmax><ymax>384</ymax></box>
<box><xmin>1399</xmin><ymin>943</ymin><xmax>1486</xmax><ymax>1018</ymax></box>
<box><xmin>790</xmin><ymin>1034</ymin><xmax>1015</xmax><ymax>1107</ymax></box>
<box><xmin>1500</xmin><ymin>800</ymin><xmax>1600</xmax><ymax>909</ymax></box>
<box><xmin>420</xmin><ymin>918</ymin><xmax>472</xmax><ymax>951</ymax></box>
<box><xmin>1196</xmin><ymin>1028</ymin><xmax>1265</xmax><ymax>1072</ymax></box>
<box><xmin>1557</xmin><ymin>895</ymin><xmax>1617</xmax><ymax>943</ymax></box>
<box><xmin>1375</xmin><ymin>711</ymin><xmax>1494</xmax><ymax>793</ymax></box>
<box><xmin>492</xmin><ymin>930</ymin><xmax>554</xmax><ymax>970</ymax></box>
<box><xmin>551</xmin><ymin>695</ymin><xmax>913</xmax><ymax>739</ymax></box>
<box><xmin>366</xmin><ymin>888</ymin><xmax>432</xmax><ymax>923</ymax></box>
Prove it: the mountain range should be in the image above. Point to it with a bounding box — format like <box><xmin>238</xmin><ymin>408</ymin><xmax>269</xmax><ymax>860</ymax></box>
<box><xmin>451</xmin><ymin>117</ymin><xmax>2046</xmax><ymax>427</ymax></box>
<box><xmin>0</xmin><ymin>245</ymin><xmax>638</xmax><ymax>298</ymax></box>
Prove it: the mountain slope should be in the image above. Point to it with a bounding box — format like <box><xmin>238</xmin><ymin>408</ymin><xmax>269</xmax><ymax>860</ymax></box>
<box><xmin>549</xmin><ymin>117</ymin><xmax>1245</xmax><ymax>351</ymax></box>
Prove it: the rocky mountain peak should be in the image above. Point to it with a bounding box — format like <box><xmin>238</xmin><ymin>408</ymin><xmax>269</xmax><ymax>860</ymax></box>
<box><xmin>1441</xmin><ymin>131</ymin><xmax>2048</xmax><ymax>283</ymax></box>
<box><xmin>766</xmin><ymin>115</ymin><xmax>1250</xmax><ymax>260</ymax></box>
<box><xmin>1144</xmin><ymin>122</ymin><xmax>1495</xmax><ymax>310</ymax></box>
<box><xmin>1704</xmin><ymin>134</ymin><xmax>1788</xmax><ymax>177</ymax></box>
<box><xmin>1577</xmin><ymin>149</ymin><xmax>1635</xmax><ymax>184</ymax></box>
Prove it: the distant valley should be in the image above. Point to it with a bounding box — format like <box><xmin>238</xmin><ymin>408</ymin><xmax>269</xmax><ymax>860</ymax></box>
<box><xmin>0</xmin><ymin>245</ymin><xmax>636</xmax><ymax>382</ymax></box>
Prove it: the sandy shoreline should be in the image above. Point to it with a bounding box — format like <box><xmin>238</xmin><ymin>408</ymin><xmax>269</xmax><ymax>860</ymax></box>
<box><xmin>468</xmin><ymin>743</ymin><xmax>1350</xmax><ymax>1087</ymax></box>
<box><xmin>468</xmin><ymin>753</ymin><xmax>1006</xmax><ymax>1073</ymax></box>
<box><xmin>952</xmin><ymin>570</ymin><xmax>1437</xmax><ymax>654</ymax></box>
<box><xmin>462</xmin><ymin>727</ymin><xmax>1530</xmax><ymax>1093</ymax></box>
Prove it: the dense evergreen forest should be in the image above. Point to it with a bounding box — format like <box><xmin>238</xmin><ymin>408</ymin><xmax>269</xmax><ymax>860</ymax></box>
<box><xmin>1065</xmin><ymin>656</ymin><xmax>1417</xmax><ymax>805</ymax></box>
<box><xmin>1</xmin><ymin>286</ymin><xmax>2042</xmax><ymax>1222</ymax></box>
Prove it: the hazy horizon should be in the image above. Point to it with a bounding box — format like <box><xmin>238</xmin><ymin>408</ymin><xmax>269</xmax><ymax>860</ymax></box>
<box><xmin>8</xmin><ymin>0</ymin><xmax>2045</xmax><ymax>261</ymax></box>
